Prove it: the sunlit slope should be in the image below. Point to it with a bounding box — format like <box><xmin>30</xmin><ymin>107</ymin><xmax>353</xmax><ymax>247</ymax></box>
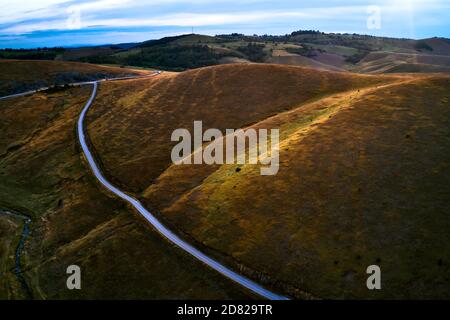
<box><xmin>268</xmin><ymin>53</ymin><xmax>345</xmax><ymax>72</ymax></box>
<box><xmin>0</xmin><ymin>88</ymin><xmax>248</xmax><ymax>299</ymax></box>
<box><xmin>87</xmin><ymin>64</ymin><xmax>393</xmax><ymax>193</ymax></box>
<box><xmin>143</xmin><ymin>74</ymin><xmax>450</xmax><ymax>299</ymax></box>
<box><xmin>420</xmin><ymin>37</ymin><xmax>450</xmax><ymax>55</ymax></box>
<box><xmin>0</xmin><ymin>60</ymin><xmax>146</xmax><ymax>96</ymax></box>
<box><xmin>354</xmin><ymin>52</ymin><xmax>450</xmax><ymax>73</ymax></box>
<box><xmin>267</xmin><ymin>44</ymin><xmax>349</xmax><ymax>71</ymax></box>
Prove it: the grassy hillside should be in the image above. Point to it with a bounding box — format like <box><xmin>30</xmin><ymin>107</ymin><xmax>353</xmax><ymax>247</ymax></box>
<box><xmin>0</xmin><ymin>60</ymin><xmax>147</xmax><ymax>96</ymax></box>
<box><xmin>268</xmin><ymin>52</ymin><xmax>345</xmax><ymax>72</ymax></box>
<box><xmin>85</xmin><ymin>64</ymin><xmax>450</xmax><ymax>299</ymax></box>
<box><xmin>0</xmin><ymin>86</ymin><xmax>249</xmax><ymax>299</ymax></box>
<box><xmin>354</xmin><ymin>52</ymin><xmax>450</xmax><ymax>73</ymax></box>
<box><xmin>146</xmin><ymin>75</ymin><xmax>450</xmax><ymax>299</ymax></box>
<box><xmin>81</xmin><ymin>33</ymin><xmax>450</xmax><ymax>72</ymax></box>
<box><xmin>5</xmin><ymin>31</ymin><xmax>449</xmax><ymax>73</ymax></box>
<box><xmin>86</xmin><ymin>64</ymin><xmax>393</xmax><ymax>193</ymax></box>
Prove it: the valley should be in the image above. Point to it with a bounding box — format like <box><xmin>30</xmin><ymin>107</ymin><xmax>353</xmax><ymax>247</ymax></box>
<box><xmin>1</xmin><ymin>29</ymin><xmax>449</xmax><ymax>299</ymax></box>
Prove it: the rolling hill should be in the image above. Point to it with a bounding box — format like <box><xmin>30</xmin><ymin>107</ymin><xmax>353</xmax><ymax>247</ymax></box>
<box><xmin>353</xmin><ymin>52</ymin><xmax>450</xmax><ymax>73</ymax></box>
<box><xmin>0</xmin><ymin>60</ymin><xmax>147</xmax><ymax>96</ymax></box>
<box><xmin>0</xmin><ymin>79</ymin><xmax>248</xmax><ymax>299</ymax></box>
<box><xmin>81</xmin><ymin>63</ymin><xmax>449</xmax><ymax>298</ymax></box>
<box><xmin>82</xmin><ymin>33</ymin><xmax>450</xmax><ymax>72</ymax></box>
<box><xmin>3</xmin><ymin>31</ymin><xmax>449</xmax><ymax>74</ymax></box>
<box><xmin>85</xmin><ymin>64</ymin><xmax>393</xmax><ymax>193</ymax></box>
<box><xmin>1</xmin><ymin>59</ymin><xmax>449</xmax><ymax>299</ymax></box>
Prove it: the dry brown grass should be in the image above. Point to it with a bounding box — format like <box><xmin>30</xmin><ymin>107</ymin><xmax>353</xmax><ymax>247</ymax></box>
<box><xmin>87</xmin><ymin>63</ymin><xmax>394</xmax><ymax>193</ymax></box>
<box><xmin>0</xmin><ymin>59</ymin><xmax>148</xmax><ymax>96</ymax></box>
<box><xmin>354</xmin><ymin>52</ymin><xmax>450</xmax><ymax>73</ymax></box>
<box><xmin>3</xmin><ymin>61</ymin><xmax>448</xmax><ymax>299</ymax></box>
<box><xmin>0</xmin><ymin>87</ymin><xmax>248</xmax><ymax>299</ymax></box>
<box><xmin>142</xmin><ymin>74</ymin><xmax>450</xmax><ymax>299</ymax></box>
<box><xmin>269</xmin><ymin>54</ymin><xmax>345</xmax><ymax>72</ymax></box>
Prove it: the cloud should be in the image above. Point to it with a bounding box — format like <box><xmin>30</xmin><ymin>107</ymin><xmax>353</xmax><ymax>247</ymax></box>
<box><xmin>0</xmin><ymin>0</ymin><xmax>66</xmax><ymax>24</ymax></box>
<box><xmin>1</xmin><ymin>0</ymin><xmax>449</xmax><ymax>47</ymax></box>
<box><xmin>2</xmin><ymin>5</ymin><xmax>368</xmax><ymax>34</ymax></box>
<box><xmin>0</xmin><ymin>0</ymin><xmax>132</xmax><ymax>25</ymax></box>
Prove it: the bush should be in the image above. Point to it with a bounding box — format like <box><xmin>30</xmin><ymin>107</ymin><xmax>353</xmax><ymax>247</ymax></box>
<box><xmin>0</xmin><ymin>47</ymin><xmax>64</xmax><ymax>60</ymax></box>
<box><xmin>236</xmin><ymin>43</ymin><xmax>266</xmax><ymax>62</ymax></box>
<box><xmin>415</xmin><ymin>41</ymin><xmax>433</xmax><ymax>52</ymax></box>
<box><xmin>345</xmin><ymin>50</ymin><xmax>370</xmax><ymax>64</ymax></box>
<box><xmin>285</xmin><ymin>45</ymin><xmax>316</xmax><ymax>58</ymax></box>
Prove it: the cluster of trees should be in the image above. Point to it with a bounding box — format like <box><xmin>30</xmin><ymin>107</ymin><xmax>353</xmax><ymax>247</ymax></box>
<box><xmin>216</xmin><ymin>33</ymin><xmax>245</xmax><ymax>40</ymax></box>
<box><xmin>128</xmin><ymin>45</ymin><xmax>229</xmax><ymax>70</ymax></box>
<box><xmin>237</xmin><ymin>43</ymin><xmax>266</xmax><ymax>62</ymax></box>
<box><xmin>345</xmin><ymin>50</ymin><xmax>370</xmax><ymax>64</ymax></box>
<box><xmin>2</xmin><ymin>31</ymin><xmax>424</xmax><ymax>71</ymax></box>
<box><xmin>140</xmin><ymin>35</ymin><xmax>191</xmax><ymax>48</ymax></box>
<box><xmin>291</xmin><ymin>30</ymin><xmax>323</xmax><ymax>36</ymax></box>
<box><xmin>415</xmin><ymin>41</ymin><xmax>433</xmax><ymax>52</ymax></box>
<box><xmin>0</xmin><ymin>47</ymin><xmax>65</xmax><ymax>60</ymax></box>
<box><xmin>84</xmin><ymin>45</ymin><xmax>238</xmax><ymax>71</ymax></box>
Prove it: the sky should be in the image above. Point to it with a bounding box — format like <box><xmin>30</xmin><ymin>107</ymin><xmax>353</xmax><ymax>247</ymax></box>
<box><xmin>0</xmin><ymin>0</ymin><xmax>449</xmax><ymax>49</ymax></box>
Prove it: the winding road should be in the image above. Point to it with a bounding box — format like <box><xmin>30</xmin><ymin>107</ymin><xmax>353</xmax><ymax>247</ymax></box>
<box><xmin>1</xmin><ymin>72</ymin><xmax>288</xmax><ymax>300</ymax></box>
<box><xmin>77</xmin><ymin>74</ymin><xmax>288</xmax><ymax>300</ymax></box>
<box><xmin>0</xmin><ymin>75</ymin><xmax>151</xmax><ymax>101</ymax></box>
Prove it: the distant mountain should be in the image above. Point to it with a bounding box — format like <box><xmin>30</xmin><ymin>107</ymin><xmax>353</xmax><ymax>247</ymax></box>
<box><xmin>1</xmin><ymin>30</ymin><xmax>450</xmax><ymax>73</ymax></box>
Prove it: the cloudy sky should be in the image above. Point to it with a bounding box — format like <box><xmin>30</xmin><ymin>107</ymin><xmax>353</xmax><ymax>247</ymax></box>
<box><xmin>1</xmin><ymin>0</ymin><xmax>449</xmax><ymax>48</ymax></box>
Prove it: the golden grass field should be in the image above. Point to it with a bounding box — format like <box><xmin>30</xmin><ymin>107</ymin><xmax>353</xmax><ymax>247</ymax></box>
<box><xmin>144</xmin><ymin>74</ymin><xmax>450</xmax><ymax>299</ymax></box>
<box><xmin>86</xmin><ymin>64</ymin><xmax>393</xmax><ymax>193</ymax></box>
<box><xmin>0</xmin><ymin>85</ymin><xmax>248</xmax><ymax>299</ymax></box>
<box><xmin>353</xmin><ymin>52</ymin><xmax>450</xmax><ymax>73</ymax></box>
<box><xmin>1</xmin><ymin>61</ymin><xmax>449</xmax><ymax>299</ymax></box>
<box><xmin>0</xmin><ymin>60</ymin><xmax>147</xmax><ymax>96</ymax></box>
<box><xmin>85</xmin><ymin>64</ymin><xmax>450</xmax><ymax>299</ymax></box>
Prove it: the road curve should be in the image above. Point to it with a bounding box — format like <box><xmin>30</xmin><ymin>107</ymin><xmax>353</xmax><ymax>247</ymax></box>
<box><xmin>0</xmin><ymin>74</ymin><xmax>155</xmax><ymax>101</ymax></box>
<box><xmin>77</xmin><ymin>75</ymin><xmax>289</xmax><ymax>300</ymax></box>
<box><xmin>0</xmin><ymin>209</ymin><xmax>32</xmax><ymax>298</ymax></box>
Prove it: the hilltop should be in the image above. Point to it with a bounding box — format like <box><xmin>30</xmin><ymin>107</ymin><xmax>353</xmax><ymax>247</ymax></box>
<box><xmin>2</xmin><ymin>31</ymin><xmax>450</xmax><ymax>73</ymax></box>
<box><xmin>1</xmin><ymin>60</ymin><xmax>449</xmax><ymax>299</ymax></box>
<box><xmin>85</xmin><ymin>63</ymin><xmax>393</xmax><ymax>192</ymax></box>
<box><xmin>83</xmin><ymin>63</ymin><xmax>450</xmax><ymax>299</ymax></box>
<box><xmin>0</xmin><ymin>60</ymin><xmax>147</xmax><ymax>96</ymax></box>
<box><xmin>0</xmin><ymin>77</ymin><xmax>248</xmax><ymax>299</ymax></box>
